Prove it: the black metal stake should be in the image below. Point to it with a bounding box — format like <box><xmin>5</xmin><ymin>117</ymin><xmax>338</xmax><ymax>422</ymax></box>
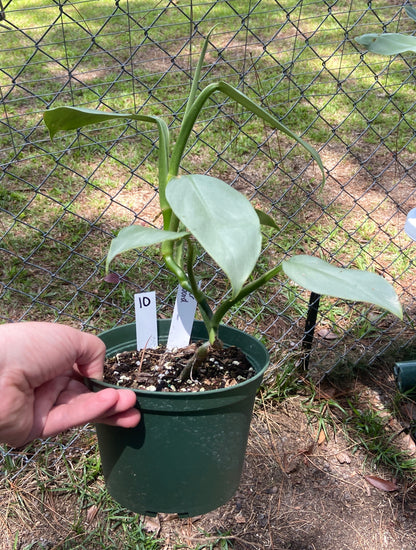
<box><xmin>301</xmin><ymin>292</ymin><xmax>321</xmax><ymax>373</ymax></box>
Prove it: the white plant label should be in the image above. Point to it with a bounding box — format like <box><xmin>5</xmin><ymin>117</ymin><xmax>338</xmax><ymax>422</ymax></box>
<box><xmin>134</xmin><ymin>291</ymin><xmax>158</xmax><ymax>350</ymax></box>
<box><xmin>167</xmin><ymin>286</ymin><xmax>197</xmax><ymax>350</ymax></box>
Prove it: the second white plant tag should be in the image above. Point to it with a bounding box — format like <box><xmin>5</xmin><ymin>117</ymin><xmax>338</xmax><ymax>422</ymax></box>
<box><xmin>167</xmin><ymin>286</ymin><xmax>197</xmax><ymax>350</ymax></box>
<box><xmin>134</xmin><ymin>291</ymin><xmax>158</xmax><ymax>350</ymax></box>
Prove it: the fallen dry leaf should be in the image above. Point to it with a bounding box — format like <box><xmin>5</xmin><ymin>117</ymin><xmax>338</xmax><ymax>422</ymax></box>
<box><xmin>317</xmin><ymin>328</ymin><xmax>338</xmax><ymax>340</ymax></box>
<box><xmin>235</xmin><ymin>511</ymin><xmax>246</xmax><ymax>524</ymax></box>
<box><xmin>86</xmin><ymin>505</ymin><xmax>98</xmax><ymax>524</ymax></box>
<box><xmin>401</xmin><ymin>402</ymin><xmax>416</xmax><ymax>422</ymax></box>
<box><xmin>364</xmin><ymin>475</ymin><xmax>399</xmax><ymax>492</ymax></box>
<box><xmin>336</xmin><ymin>452</ymin><xmax>351</xmax><ymax>464</ymax></box>
<box><xmin>142</xmin><ymin>515</ymin><xmax>161</xmax><ymax>535</ymax></box>
<box><xmin>399</xmin><ymin>433</ymin><xmax>416</xmax><ymax>456</ymax></box>
<box><xmin>317</xmin><ymin>429</ymin><xmax>326</xmax><ymax>445</ymax></box>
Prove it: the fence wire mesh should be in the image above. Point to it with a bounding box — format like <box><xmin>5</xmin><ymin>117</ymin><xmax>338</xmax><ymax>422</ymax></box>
<box><xmin>1</xmin><ymin>0</ymin><xmax>416</xmax><ymax>497</ymax></box>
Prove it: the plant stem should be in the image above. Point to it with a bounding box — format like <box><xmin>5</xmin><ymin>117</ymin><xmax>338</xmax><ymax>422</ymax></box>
<box><xmin>170</xmin><ymin>81</ymin><xmax>325</xmax><ymax>184</ymax></box>
<box><xmin>183</xmin><ymin>30</ymin><xmax>213</xmax><ymax>120</ymax></box>
<box><xmin>185</xmin><ymin>238</ymin><xmax>214</xmax><ymax>334</ymax></box>
<box><xmin>210</xmin><ymin>263</ymin><xmax>284</xmax><ymax>335</ymax></box>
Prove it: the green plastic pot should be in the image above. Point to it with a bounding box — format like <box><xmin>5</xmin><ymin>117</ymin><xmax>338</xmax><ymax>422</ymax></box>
<box><xmin>86</xmin><ymin>319</ymin><xmax>269</xmax><ymax>517</ymax></box>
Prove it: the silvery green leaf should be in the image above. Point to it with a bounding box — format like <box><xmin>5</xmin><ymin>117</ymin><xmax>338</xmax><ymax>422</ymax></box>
<box><xmin>106</xmin><ymin>225</ymin><xmax>188</xmax><ymax>271</ymax></box>
<box><xmin>355</xmin><ymin>33</ymin><xmax>416</xmax><ymax>55</ymax></box>
<box><xmin>255</xmin><ymin>208</ymin><xmax>279</xmax><ymax>229</ymax></box>
<box><xmin>405</xmin><ymin>5</ymin><xmax>416</xmax><ymax>23</ymax></box>
<box><xmin>166</xmin><ymin>174</ymin><xmax>261</xmax><ymax>297</ymax></box>
<box><xmin>282</xmin><ymin>255</ymin><xmax>402</xmax><ymax>318</ymax></box>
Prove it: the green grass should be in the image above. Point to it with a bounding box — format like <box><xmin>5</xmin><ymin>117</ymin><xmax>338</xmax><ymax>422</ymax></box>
<box><xmin>261</xmin><ymin>358</ymin><xmax>305</xmax><ymax>403</ymax></box>
<box><xmin>345</xmin><ymin>401</ymin><xmax>416</xmax><ymax>479</ymax></box>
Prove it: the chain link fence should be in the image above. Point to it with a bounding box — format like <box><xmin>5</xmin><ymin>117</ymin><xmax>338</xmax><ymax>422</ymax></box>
<box><xmin>1</xmin><ymin>0</ymin><xmax>416</xmax><ymax>466</ymax></box>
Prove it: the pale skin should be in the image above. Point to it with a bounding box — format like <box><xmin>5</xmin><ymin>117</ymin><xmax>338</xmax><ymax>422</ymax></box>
<box><xmin>0</xmin><ymin>322</ymin><xmax>141</xmax><ymax>447</ymax></box>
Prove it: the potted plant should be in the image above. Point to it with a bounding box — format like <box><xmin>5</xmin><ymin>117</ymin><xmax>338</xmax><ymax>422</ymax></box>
<box><xmin>44</xmin><ymin>34</ymin><xmax>402</xmax><ymax>517</ymax></box>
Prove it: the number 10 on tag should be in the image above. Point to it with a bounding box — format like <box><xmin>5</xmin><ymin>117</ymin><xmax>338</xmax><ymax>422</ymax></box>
<box><xmin>134</xmin><ymin>291</ymin><xmax>158</xmax><ymax>350</ymax></box>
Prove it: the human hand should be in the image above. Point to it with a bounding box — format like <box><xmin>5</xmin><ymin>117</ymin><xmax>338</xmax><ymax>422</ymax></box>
<box><xmin>0</xmin><ymin>322</ymin><xmax>141</xmax><ymax>447</ymax></box>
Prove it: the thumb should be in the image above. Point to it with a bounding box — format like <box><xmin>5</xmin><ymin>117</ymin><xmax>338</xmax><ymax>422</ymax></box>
<box><xmin>72</xmin><ymin>332</ymin><xmax>107</xmax><ymax>380</ymax></box>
